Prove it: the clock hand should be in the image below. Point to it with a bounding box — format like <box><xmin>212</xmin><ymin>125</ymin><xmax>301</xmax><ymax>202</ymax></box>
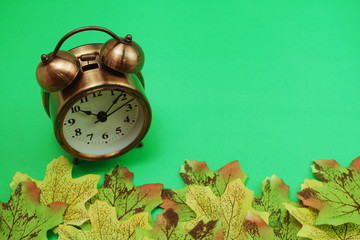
<box><xmin>79</xmin><ymin>109</ymin><xmax>97</xmax><ymax>116</ymax></box>
<box><xmin>94</xmin><ymin>98</ymin><xmax>134</xmax><ymax>123</ymax></box>
<box><xmin>105</xmin><ymin>91</ymin><xmax>123</xmax><ymax>114</ymax></box>
<box><xmin>107</xmin><ymin>98</ymin><xmax>134</xmax><ymax>117</ymax></box>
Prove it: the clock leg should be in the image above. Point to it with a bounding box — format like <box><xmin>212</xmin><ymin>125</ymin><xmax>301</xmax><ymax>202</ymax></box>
<box><xmin>137</xmin><ymin>142</ymin><xmax>144</xmax><ymax>148</ymax></box>
<box><xmin>73</xmin><ymin>158</ymin><xmax>79</xmax><ymax>165</ymax></box>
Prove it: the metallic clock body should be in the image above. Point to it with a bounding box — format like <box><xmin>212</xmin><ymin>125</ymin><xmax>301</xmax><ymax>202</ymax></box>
<box><xmin>38</xmin><ymin>27</ymin><xmax>151</xmax><ymax>161</ymax></box>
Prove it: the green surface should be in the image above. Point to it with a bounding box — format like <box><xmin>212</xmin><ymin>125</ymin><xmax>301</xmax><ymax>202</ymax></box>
<box><xmin>1</xmin><ymin>0</ymin><xmax>360</xmax><ymax>229</ymax></box>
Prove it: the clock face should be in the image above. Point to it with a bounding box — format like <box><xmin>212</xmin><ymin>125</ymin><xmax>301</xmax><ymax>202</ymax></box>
<box><xmin>61</xmin><ymin>89</ymin><xmax>144</xmax><ymax>157</ymax></box>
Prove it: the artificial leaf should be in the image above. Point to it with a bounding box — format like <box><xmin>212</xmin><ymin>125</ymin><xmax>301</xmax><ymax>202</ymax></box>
<box><xmin>90</xmin><ymin>165</ymin><xmax>162</xmax><ymax>222</ymax></box>
<box><xmin>298</xmin><ymin>179</ymin><xmax>324</xmax><ymax>210</ymax></box>
<box><xmin>285</xmin><ymin>203</ymin><xmax>360</xmax><ymax>240</ymax></box>
<box><xmin>161</xmin><ymin>188</ymin><xmax>196</xmax><ymax>222</ymax></box>
<box><xmin>11</xmin><ymin>156</ymin><xmax>100</xmax><ymax>225</ymax></box>
<box><xmin>297</xmin><ymin>157</ymin><xmax>360</xmax><ymax>225</ymax></box>
<box><xmin>160</xmin><ymin>160</ymin><xmax>248</xmax><ymax>222</ymax></box>
<box><xmin>0</xmin><ymin>180</ymin><xmax>67</xmax><ymax>240</ymax></box>
<box><xmin>137</xmin><ymin>208</ymin><xmax>223</xmax><ymax>240</ymax></box>
<box><xmin>253</xmin><ymin>175</ymin><xmax>302</xmax><ymax>239</ymax></box>
<box><xmin>57</xmin><ymin>200</ymin><xmax>151</xmax><ymax>240</ymax></box>
<box><xmin>179</xmin><ymin>178</ymin><xmax>270</xmax><ymax>240</ymax></box>
<box><xmin>243</xmin><ymin>212</ymin><xmax>276</xmax><ymax>240</ymax></box>
<box><xmin>180</xmin><ymin>160</ymin><xmax>247</xmax><ymax>196</ymax></box>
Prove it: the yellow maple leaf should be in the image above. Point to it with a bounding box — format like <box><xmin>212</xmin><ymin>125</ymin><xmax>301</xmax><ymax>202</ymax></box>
<box><xmin>284</xmin><ymin>203</ymin><xmax>360</xmax><ymax>239</ymax></box>
<box><xmin>11</xmin><ymin>156</ymin><xmax>100</xmax><ymax>225</ymax></box>
<box><xmin>57</xmin><ymin>200</ymin><xmax>152</xmax><ymax>240</ymax></box>
<box><xmin>181</xmin><ymin>178</ymin><xmax>270</xmax><ymax>240</ymax></box>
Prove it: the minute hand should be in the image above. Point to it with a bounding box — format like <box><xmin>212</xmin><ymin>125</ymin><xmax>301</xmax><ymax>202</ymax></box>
<box><xmin>105</xmin><ymin>91</ymin><xmax>123</xmax><ymax>114</ymax></box>
<box><xmin>107</xmin><ymin>98</ymin><xmax>134</xmax><ymax>117</ymax></box>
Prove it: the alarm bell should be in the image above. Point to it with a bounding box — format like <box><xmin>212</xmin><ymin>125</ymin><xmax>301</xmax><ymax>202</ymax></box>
<box><xmin>36</xmin><ymin>51</ymin><xmax>80</xmax><ymax>92</ymax></box>
<box><xmin>100</xmin><ymin>35</ymin><xmax>144</xmax><ymax>74</ymax></box>
<box><xmin>36</xmin><ymin>26</ymin><xmax>145</xmax><ymax>92</ymax></box>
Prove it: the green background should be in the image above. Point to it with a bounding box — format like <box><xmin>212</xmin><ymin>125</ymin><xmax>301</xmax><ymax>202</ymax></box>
<box><xmin>1</xmin><ymin>0</ymin><xmax>360</xmax><ymax>236</ymax></box>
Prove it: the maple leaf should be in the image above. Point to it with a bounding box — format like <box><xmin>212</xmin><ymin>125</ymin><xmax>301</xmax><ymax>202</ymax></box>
<box><xmin>161</xmin><ymin>188</ymin><xmax>197</xmax><ymax>222</ymax></box>
<box><xmin>167</xmin><ymin>178</ymin><xmax>270</xmax><ymax>240</ymax></box>
<box><xmin>137</xmin><ymin>208</ymin><xmax>224</xmax><ymax>240</ymax></box>
<box><xmin>253</xmin><ymin>175</ymin><xmax>303</xmax><ymax>239</ymax></box>
<box><xmin>180</xmin><ymin>160</ymin><xmax>247</xmax><ymax>197</ymax></box>
<box><xmin>57</xmin><ymin>200</ymin><xmax>151</xmax><ymax>240</ymax></box>
<box><xmin>161</xmin><ymin>160</ymin><xmax>247</xmax><ymax>222</ymax></box>
<box><xmin>297</xmin><ymin>179</ymin><xmax>324</xmax><ymax>210</ymax></box>
<box><xmin>297</xmin><ymin>157</ymin><xmax>360</xmax><ymax>225</ymax></box>
<box><xmin>285</xmin><ymin>203</ymin><xmax>360</xmax><ymax>240</ymax></box>
<box><xmin>90</xmin><ymin>165</ymin><xmax>162</xmax><ymax>222</ymax></box>
<box><xmin>0</xmin><ymin>180</ymin><xmax>67</xmax><ymax>240</ymax></box>
<box><xmin>243</xmin><ymin>212</ymin><xmax>276</xmax><ymax>240</ymax></box>
<box><xmin>11</xmin><ymin>156</ymin><xmax>100</xmax><ymax>226</ymax></box>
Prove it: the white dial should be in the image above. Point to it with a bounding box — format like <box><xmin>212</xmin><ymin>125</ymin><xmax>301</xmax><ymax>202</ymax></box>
<box><xmin>62</xmin><ymin>89</ymin><xmax>144</xmax><ymax>156</ymax></box>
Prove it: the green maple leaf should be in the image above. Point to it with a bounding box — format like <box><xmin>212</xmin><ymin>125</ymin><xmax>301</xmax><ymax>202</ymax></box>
<box><xmin>285</xmin><ymin>203</ymin><xmax>360</xmax><ymax>240</ymax></box>
<box><xmin>297</xmin><ymin>157</ymin><xmax>360</xmax><ymax>225</ymax></box>
<box><xmin>180</xmin><ymin>160</ymin><xmax>247</xmax><ymax>197</ymax></box>
<box><xmin>253</xmin><ymin>175</ymin><xmax>303</xmax><ymax>239</ymax></box>
<box><xmin>58</xmin><ymin>200</ymin><xmax>151</xmax><ymax>240</ymax></box>
<box><xmin>90</xmin><ymin>165</ymin><xmax>163</xmax><ymax>222</ymax></box>
<box><xmin>137</xmin><ymin>208</ymin><xmax>223</xmax><ymax>240</ymax></box>
<box><xmin>161</xmin><ymin>188</ymin><xmax>197</xmax><ymax>222</ymax></box>
<box><xmin>0</xmin><ymin>180</ymin><xmax>67</xmax><ymax>240</ymax></box>
<box><xmin>11</xmin><ymin>156</ymin><xmax>100</xmax><ymax>226</ymax></box>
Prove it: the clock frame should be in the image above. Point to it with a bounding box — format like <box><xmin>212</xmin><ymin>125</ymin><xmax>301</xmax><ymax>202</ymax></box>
<box><xmin>41</xmin><ymin>43</ymin><xmax>151</xmax><ymax>161</ymax></box>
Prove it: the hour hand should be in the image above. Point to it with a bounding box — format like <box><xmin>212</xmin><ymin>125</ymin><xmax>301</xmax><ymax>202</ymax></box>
<box><xmin>79</xmin><ymin>109</ymin><xmax>97</xmax><ymax>116</ymax></box>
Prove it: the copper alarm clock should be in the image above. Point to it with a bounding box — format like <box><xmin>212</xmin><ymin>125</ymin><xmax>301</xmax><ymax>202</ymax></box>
<box><xmin>36</xmin><ymin>26</ymin><xmax>151</xmax><ymax>161</ymax></box>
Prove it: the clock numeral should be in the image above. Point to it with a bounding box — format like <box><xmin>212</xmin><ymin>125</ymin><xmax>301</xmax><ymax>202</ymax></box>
<box><xmin>102</xmin><ymin>132</ymin><xmax>109</xmax><ymax>139</ymax></box>
<box><xmin>126</xmin><ymin>104</ymin><xmax>132</xmax><ymax>112</ymax></box>
<box><xmin>87</xmin><ymin>133</ymin><xmax>93</xmax><ymax>141</ymax></box>
<box><xmin>71</xmin><ymin>106</ymin><xmax>80</xmax><ymax>113</ymax></box>
<box><xmin>119</xmin><ymin>92</ymin><xmax>127</xmax><ymax>101</ymax></box>
<box><xmin>124</xmin><ymin>116</ymin><xmax>130</xmax><ymax>123</ymax></box>
<box><xmin>80</xmin><ymin>96</ymin><xmax>89</xmax><ymax>103</ymax></box>
<box><xmin>67</xmin><ymin>118</ymin><xmax>75</xmax><ymax>126</ymax></box>
<box><xmin>115</xmin><ymin>127</ymin><xmax>122</xmax><ymax>134</ymax></box>
<box><xmin>111</xmin><ymin>90</ymin><xmax>127</xmax><ymax>100</ymax></box>
<box><xmin>75</xmin><ymin>128</ymin><xmax>82</xmax><ymax>136</ymax></box>
<box><xmin>92</xmin><ymin>91</ymin><xmax>102</xmax><ymax>98</ymax></box>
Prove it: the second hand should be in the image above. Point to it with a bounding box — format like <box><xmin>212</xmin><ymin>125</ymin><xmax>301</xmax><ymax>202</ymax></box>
<box><xmin>94</xmin><ymin>98</ymin><xmax>134</xmax><ymax>124</ymax></box>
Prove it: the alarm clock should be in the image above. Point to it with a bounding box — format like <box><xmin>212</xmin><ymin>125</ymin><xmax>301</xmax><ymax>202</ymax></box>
<box><xmin>36</xmin><ymin>26</ymin><xmax>151</xmax><ymax>161</ymax></box>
